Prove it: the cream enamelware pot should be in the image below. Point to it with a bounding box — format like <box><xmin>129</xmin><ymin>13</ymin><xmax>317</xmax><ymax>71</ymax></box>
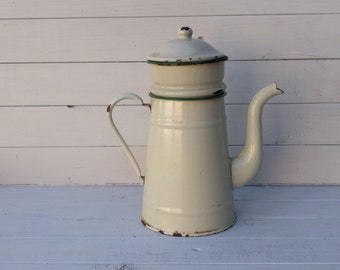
<box><xmin>107</xmin><ymin>27</ymin><xmax>283</xmax><ymax>237</ymax></box>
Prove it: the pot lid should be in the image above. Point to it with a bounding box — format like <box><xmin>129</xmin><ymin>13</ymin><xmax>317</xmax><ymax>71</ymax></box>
<box><xmin>147</xmin><ymin>26</ymin><xmax>228</xmax><ymax>65</ymax></box>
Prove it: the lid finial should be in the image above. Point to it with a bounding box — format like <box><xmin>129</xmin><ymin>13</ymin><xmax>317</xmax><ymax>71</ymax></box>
<box><xmin>178</xmin><ymin>26</ymin><xmax>193</xmax><ymax>39</ymax></box>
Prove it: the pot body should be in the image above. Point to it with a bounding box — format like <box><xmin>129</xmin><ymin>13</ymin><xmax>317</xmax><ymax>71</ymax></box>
<box><xmin>141</xmin><ymin>93</ymin><xmax>236</xmax><ymax>236</ymax></box>
<box><xmin>107</xmin><ymin>27</ymin><xmax>281</xmax><ymax>236</ymax></box>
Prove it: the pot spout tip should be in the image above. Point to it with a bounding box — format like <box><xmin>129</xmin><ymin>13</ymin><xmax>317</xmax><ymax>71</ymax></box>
<box><xmin>272</xmin><ymin>82</ymin><xmax>284</xmax><ymax>94</ymax></box>
<box><xmin>277</xmin><ymin>86</ymin><xmax>284</xmax><ymax>94</ymax></box>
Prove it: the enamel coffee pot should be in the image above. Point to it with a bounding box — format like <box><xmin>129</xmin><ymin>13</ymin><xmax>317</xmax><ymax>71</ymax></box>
<box><xmin>107</xmin><ymin>27</ymin><xmax>283</xmax><ymax>236</ymax></box>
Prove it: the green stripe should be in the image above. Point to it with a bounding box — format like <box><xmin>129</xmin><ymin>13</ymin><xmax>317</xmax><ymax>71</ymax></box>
<box><xmin>149</xmin><ymin>90</ymin><xmax>226</xmax><ymax>101</ymax></box>
<box><xmin>147</xmin><ymin>56</ymin><xmax>228</xmax><ymax>66</ymax></box>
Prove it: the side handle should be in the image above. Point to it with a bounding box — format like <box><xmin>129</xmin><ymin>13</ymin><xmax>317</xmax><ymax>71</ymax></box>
<box><xmin>106</xmin><ymin>92</ymin><xmax>150</xmax><ymax>183</ymax></box>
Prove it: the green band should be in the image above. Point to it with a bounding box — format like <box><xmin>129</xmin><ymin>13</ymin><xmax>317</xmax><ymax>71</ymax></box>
<box><xmin>147</xmin><ymin>56</ymin><xmax>228</xmax><ymax>66</ymax></box>
<box><xmin>149</xmin><ymin>90</ymin><xmax>226</xmax><ymax>101</ymax></box>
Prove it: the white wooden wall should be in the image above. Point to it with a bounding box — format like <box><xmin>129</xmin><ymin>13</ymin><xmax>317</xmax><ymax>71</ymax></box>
<box><xmin>0</xmin><ymin>0</ymin><xmax>339</xmax><ymax>185</ymax></box>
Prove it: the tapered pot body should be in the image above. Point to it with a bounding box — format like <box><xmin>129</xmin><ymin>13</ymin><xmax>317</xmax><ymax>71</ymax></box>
<box><xmin>141</xmin><ymin>94</ymin><xmax>236</xmax><ymax>236</ymax></box>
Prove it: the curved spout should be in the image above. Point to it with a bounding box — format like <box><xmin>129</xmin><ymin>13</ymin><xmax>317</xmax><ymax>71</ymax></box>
<box><xmin>231</xmin><ymin>83</ymin><xmax>284</xmax><ymax>189</ymax></box>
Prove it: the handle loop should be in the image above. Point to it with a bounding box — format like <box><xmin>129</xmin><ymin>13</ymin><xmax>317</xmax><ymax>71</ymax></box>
<box><xmin>106</xmin><ymin>93</ymin><xmax>150</xmax><ymax>183</ymax></box>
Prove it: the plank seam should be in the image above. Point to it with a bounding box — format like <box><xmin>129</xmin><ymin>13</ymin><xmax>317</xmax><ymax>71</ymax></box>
<box><xmin>0</xmin><ymin>13</ymin><xmax>340</xmax><ymax>20</ymax></box>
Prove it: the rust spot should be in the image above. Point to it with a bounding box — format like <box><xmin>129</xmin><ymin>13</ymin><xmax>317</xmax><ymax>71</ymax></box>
<box><xmin>106</xmin><ymin>104</ymin><xmax>111</xmax><ymax>113</ymax></box>
<box><xmin>213</xmin><ymin>90</ymin><xmax>224</xmax><ymax>95</ymax></box>
<box><xmin>142</xmin><ymin>103</ymin><xmax>151</xmax><ymax>112</ymax></box>
<box><xmin>172</xmin><ymin>232</ymin><xmax>182</xmax><ymax>237</ymax></box>
<box><xmin>277</xmin><ymin>87</ymin><xmax>285</xmax><ymax>94</ymax></box>
<box><xmin>141</xmin><ymin>218</ymin><xmax>148</xmax><ymax>227</ymax></box>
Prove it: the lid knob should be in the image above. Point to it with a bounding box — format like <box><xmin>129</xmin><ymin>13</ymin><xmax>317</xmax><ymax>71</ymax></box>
<box><xmin>178</xmin><ymin>26</ymin><xmax>193</xmax><ymax>39</ymax></box>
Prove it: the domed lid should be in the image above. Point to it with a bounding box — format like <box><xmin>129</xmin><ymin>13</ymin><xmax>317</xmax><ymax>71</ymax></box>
<box><xmin>147</xmin><ymin>26</ymin><xmax>228</xmax><ymax>65</ymax></box>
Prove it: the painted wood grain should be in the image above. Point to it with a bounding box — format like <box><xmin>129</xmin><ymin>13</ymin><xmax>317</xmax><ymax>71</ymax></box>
<box><xmin>0</xmin><ymin>0</ymin><xmax>339</xmax><ymax>18</ymax></box>
<box><xmin>234</xmin><ymin>185</ymin><xmax>340</xmax><ymax>200</ymax></box>
<box><xmin>0</xmin><ymin>264</ymin><xmax>339</xmax><ymax>270</ymax></box>
<box><xmin>1</xmin><ymin>237</ymin><xmax>339</xmax><ymax>264</ymax></box>
<box><xmin>1</xmin><ymin>214</ymin><xmax>340</xmax><ymax>239</ymax></box>
<box><xmin>0</xmin><ymin>15</ymin><xmax>339</xmax><ymax>63</ymax></box>
<box><xmin>0</xmin><ymin>145</ymin><xmax>339</xmax><ymax>185</ymax></box>
<box><xmin>1</xmin><ymin>186</ymin><xmax>340</xmax><ymax>238</ymax></box>
<box><xmin>0</xmin><ymin>103</ymin><xmax>338</xmax><ymax>147</ymax></box>
<box><xmin>0</xmin><ymin>60</ymin><xmax>339</xmax><ymax>106</ymax></box>
<box><xmin>0</xmin><ymin>186</ymin><xmax>340</xmax><ymax>269</ymax></box>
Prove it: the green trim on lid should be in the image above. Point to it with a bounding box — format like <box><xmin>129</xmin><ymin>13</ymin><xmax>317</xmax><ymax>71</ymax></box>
<box><xmin>149</xmin><ymin>90</ymin><xmax>226</xmax><ymax>101</ymax></box>
<box><xmin>147</xmin><ymin>56</ymin><xmax>228</xmax><ymax>66</ymax></box>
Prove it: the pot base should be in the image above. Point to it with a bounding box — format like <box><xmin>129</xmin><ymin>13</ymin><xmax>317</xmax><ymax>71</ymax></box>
<box><xmin>141</xmin><ymin>215</ymin><xmax>236</xmax><ymax>237</ymax></box>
